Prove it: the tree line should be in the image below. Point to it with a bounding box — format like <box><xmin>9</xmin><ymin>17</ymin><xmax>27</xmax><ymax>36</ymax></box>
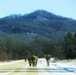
<box><xmin>0</xmin><ymin>32</ymin><xmax>76</xmax><ymax>61</ymax></box>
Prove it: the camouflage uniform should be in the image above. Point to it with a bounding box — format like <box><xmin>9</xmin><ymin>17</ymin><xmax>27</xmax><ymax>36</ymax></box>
<box><xmin>45</xmin><ymin>54</ymin><xmax>51</xmax><ymax>66</ymax></box>
<box><xmin>31</xmin><ymin>55</ymin><xmax>38</xmax><ymax>67</ymax></box>
<box><xmin>28</xmin><ymin>56</ymin><xmax>32</xmax><ymax>66</ymax></box>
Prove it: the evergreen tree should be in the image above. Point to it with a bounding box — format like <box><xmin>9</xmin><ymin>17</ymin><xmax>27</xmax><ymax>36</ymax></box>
<box><xmin>64</xmin><ymin>32</ymin><xmax>74</xmax><ymax>59</ymax></box>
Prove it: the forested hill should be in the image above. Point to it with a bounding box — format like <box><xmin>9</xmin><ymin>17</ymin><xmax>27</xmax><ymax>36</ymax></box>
<box><xmin>0</xmin><ymin>10</ymin><xmax>76</xmax><ymax>60</ymax></box>
<box><xmin>0</xmin><ymin>10</ymin><xmax>76</xmax><ymax>39</ymax></box>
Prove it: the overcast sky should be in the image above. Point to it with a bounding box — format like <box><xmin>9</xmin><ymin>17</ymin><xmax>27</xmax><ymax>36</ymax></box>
<box><xmin>0</xmin><ymin>0</ymin><xmax>76</xmax><ymax>19</ymax></box>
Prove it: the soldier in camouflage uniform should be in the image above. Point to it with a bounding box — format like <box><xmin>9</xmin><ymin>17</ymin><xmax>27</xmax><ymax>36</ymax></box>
<box><xmin>45</xmin><ymin>54</ymin><xmax>51</xmax><ymax>66</ymax></box>
<box><xmin>28</xmin><ymin>56</ymin><xmax>32</xmax><ymax>66</ymax></box>
<box><xmin>31</xmin><ymin>55</ymin><xmax>38</xmax><ymax>67</ymax></box>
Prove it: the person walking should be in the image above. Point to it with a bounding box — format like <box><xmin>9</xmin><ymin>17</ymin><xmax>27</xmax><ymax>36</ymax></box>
<box><xmin>31</xmin><ymin>55</ymin><xmax>38</xmax><ymax>67</ymax></box>
<box><xmin>28</xmin><ymin>56</ymin><xmax>32</xmax><ymax>66</ymax></box>
<box><xmin>45</xmin><ymin>54</ymin><xmax>51</xmax><ymax>66</ymax></box>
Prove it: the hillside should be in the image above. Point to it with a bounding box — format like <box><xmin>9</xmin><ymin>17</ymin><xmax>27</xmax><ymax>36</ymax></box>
<box><xmin>0</xmin><ymin>10</ymin><xmax>76</xmax><ymax>39</ymax></box>
<box><xmin>0</xmin><ymin>10</ymin><xmax>76</xmax><ymax>60</ymax></box>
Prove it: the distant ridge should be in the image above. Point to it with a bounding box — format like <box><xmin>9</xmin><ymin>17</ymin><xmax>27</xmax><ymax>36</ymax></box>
<box><xmin>0</xmin><ymin>10</ymin><xmax>76</xmax><ymax>39</ymax></box>
<box><xmin>21</xmin><ymin>10</ymin><xmax>72</xmax><ymax>20</ymax></box>
<box><xmin>3</xmin><ymin>10</ymin><xmax>73</xmax><ymax>20</ymax></box>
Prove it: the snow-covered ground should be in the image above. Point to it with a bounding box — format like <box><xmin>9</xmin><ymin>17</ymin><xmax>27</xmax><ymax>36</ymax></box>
<box><xmin>37</xmin><ymin>58</ymin><xmax>76</xmax><ymax>75</ymax></box>
<box><xmin>0</xmin><ymin>58</ymin><xmax>76</xmax><ymax>75</ymax></box>
<box><xmin>51</xmin><ymin>62</ymin><xmax>76</xmax><ymax>75</ymax></box>
<box><xmin>0</xmin><ymin>60</ymin><xmax>23</xmax><ymax>66</ymax></box>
